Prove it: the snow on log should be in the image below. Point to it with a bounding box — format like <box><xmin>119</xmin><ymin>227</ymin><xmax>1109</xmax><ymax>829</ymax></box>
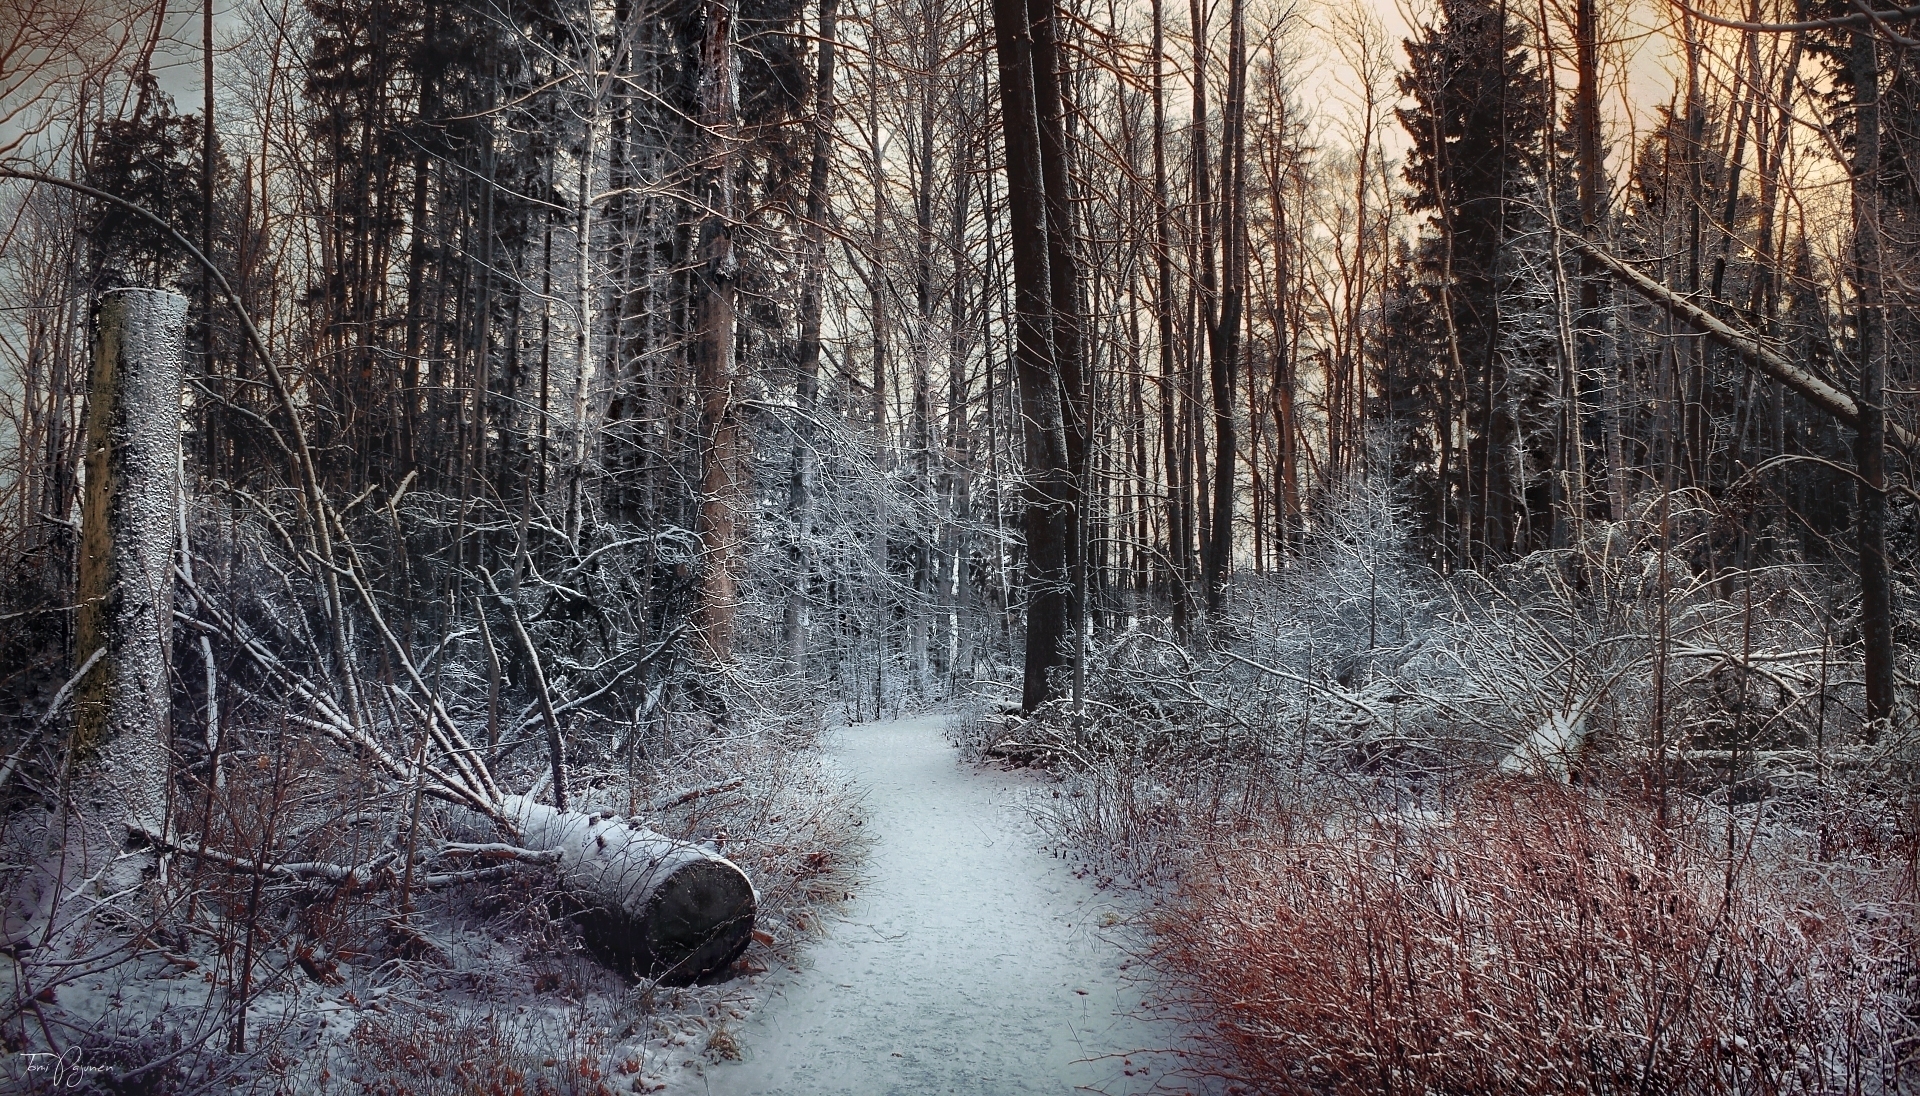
<box><xmin>1499</xmin><ymin>693</ymin><xmax>1601</xmax><ymax>781</ymax></box>
<box><xmin>74</xmin><ymin>288</ymin><xmax>187</xmax><ymax>837</ymax></box>
<box><xmin>502</xmin><ymin>795</ymin><xmax>755</xmax><ymax>984</ymax></box>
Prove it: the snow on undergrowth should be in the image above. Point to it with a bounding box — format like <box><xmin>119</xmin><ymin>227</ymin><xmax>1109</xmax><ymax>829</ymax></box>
<box><xmin>1</xmin><ymin>720</ymin><xmax>863</xmax><ymax>1095</ymax></box>
<box><xmin>968</xmin><ymin>472</ymin><xmax>1920</xmax><ymax>1094</ymax></box>
<box><xmin>1162</xmin><ymin>784</ymin><xmax>1916</xmax><ymax>1095</ymax></box>
<box><xmin>0</xmin><ymin>496</ymin><xmax>868</xmax><ymax>1094</ymax></box>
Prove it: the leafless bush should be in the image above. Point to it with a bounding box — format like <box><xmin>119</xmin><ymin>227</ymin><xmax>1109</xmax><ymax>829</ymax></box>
<box><xmin>340</xmin><ymin>1007</ymin><xmax>610</xmax><ymax>1096</ymax></box>
<box><xmin>1009</xmin><ymin>472</ymin><xmax>1917</xmax><ymax>1095</ymax></box>
<box><xmin>1159</xmin><ymin>783</ymin><xmax>1916</xmax><ymax>1096</ymax></box>
<box><xmin>1002</xmin><ymin>473</ymin><xmax>1896</xmax><ymax>798</ymax></box>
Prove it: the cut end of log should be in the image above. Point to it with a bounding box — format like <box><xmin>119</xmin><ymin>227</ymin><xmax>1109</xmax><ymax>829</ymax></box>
<box><xmin>501</xmin><ymin>796</ymin><xmax>756</xmax><ymax>984</ymax></box>
<box><xmin>581</xmin><ymin>855</ymin><xmax>756</xmax><ymax>985</ymax></box>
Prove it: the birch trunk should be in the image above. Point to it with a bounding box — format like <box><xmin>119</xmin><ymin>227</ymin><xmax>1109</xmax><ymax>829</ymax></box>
<box><xmin>75</xmin><ymin>289</ymin><xmax>187</xmax><ymax>839</ymax></box>
<box><xmin>503</xmin><ymin>796</ymin><xmax>756</xmax><ymax>984</ymax></box>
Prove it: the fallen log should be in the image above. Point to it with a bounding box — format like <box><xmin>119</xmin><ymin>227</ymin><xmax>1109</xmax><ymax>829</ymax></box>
<box><xmin>503</xmin><ymin>796</ymin><xmax>756</xmax><ymax>984</ymax></box>
<box><xmin>178</xmin><ymin>597</ymin><xmax>761</xmax><ymax>984</ymax></box>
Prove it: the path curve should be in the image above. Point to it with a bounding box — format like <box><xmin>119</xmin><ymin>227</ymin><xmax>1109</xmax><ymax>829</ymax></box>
<box><xmin>700</xmin><ymin>715</ymin><xmax>1201</xmax><ymax>1095</ymax></box>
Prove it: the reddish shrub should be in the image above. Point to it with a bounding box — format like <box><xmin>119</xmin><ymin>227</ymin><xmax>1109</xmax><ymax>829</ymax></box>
<box><xmin>1157</xmin><ymin>784</ymin><xmax>1911</xmax><ymax>1095</ymax></box>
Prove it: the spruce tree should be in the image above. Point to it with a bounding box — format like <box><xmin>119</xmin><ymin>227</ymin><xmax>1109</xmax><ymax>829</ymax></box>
<box><xmin>1395</xmin><ymin>0</ymin><xmax>1548</xmax><ymax>563</ymax></box>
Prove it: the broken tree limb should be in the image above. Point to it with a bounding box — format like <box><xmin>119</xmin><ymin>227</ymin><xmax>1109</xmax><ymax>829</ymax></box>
<box><xmin>1567</xmin><ymin>234</ymin><xmax>1919</xmax><ymax>454</ymax></box>
<box><xmin>132</xmin><ymin>825</ymin><xmax>401</xmax><ymax>886</ymax></box>
<box><xmin>1499</xmin><ymin>693</ymin><xmax>1603</xmax><ymax>781</ymax></box>
<box><xmin>485</xmin><ymin>573</ymin><xmax>569</xmax><ymax>811</ymax></box>
<box><xmin>501</xmin><ymin>796</ymin><xmax>755</xmax><ymax>984</ymax></box>
<box><xmin>0</xmin><ymin>648</ymin><xmax>106</xmax><ymax>795</ymax></box>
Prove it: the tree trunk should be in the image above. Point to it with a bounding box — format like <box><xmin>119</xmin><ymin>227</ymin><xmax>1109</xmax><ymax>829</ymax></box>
<box><xmin>1150</xmin><ymin>0</ymin><xmax>1188</xmax><ymax>630</ymax></box>
<box><xmin>785</xmin><ymin>0</ymin><xmax>838</xmax><ymax>673</ymax></box>
<box><xmin>75</xmin><ymin>289</ymin><xmax>188</xmax><ymax>839</ymax></box>
<box><xmin>990</xmin><ymin>0</ymin><xmax>1071</xmax><ymax>713</ymax></box>
<box><xmin>1203</xmin><ymin>0</ymin><xmax>1247</xmax><ymax>612</ymax></box>
<box><xmin>1573</xmin><ymin>0</ymin><xmax>1608</xmax><ymax>520</ymax></box>
<box><xmin>911</xmin><ymin>50</ymin><xmax>937</xmax><ymax>686</ymax></box>
<box><xmin>694</xmin><ymin>0</ymin><xmax>744</xmax><ymax>664</ymax></box>
<box><xmin>1849</xmin><ymin>25</ymin><xmax>1895</xmax><ymax>734</ymax></box>
<box><xmin>572</xmin><ymin>70</ymin><xmax>600</xmax><ymax>536</ymax></box>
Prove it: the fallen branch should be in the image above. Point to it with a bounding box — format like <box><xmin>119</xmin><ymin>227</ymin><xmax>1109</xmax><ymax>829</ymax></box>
<box><xmin>435</xmin><ymin>842</ymin><xmax>563</xmax><ymax>865</ymax></box>
<box><xmin>0</xmin><ymin>648</ymin><xmax>106</xmax><ymax>794</ymax></box>
<box><xmin>654</xmin><ymin>778</ymin><xmax>746</xmax><ymax>811</ymax></box>
<box><xmin>1568</xmin><ymin>235</ymin><xmax>1918</xmax><ymax>454</ymax></box>
<box><xmin>133</xmin><ymin>827</ymin><xmax>400</xmax><ymax>887</ymax></box>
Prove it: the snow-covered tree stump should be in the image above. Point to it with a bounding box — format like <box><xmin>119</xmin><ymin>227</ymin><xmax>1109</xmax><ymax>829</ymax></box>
<box><xmin>503</xmin><ymin>796</ymin><xmax>756</xmax><ymax>984</ymax></box>
<box><xmin>74</xmin><ymin>288</ymin><xmax>187</xmax><ymax>838</ymax></box>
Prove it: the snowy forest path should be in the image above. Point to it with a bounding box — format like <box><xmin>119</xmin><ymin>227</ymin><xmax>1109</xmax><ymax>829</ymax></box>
<box><xmin>695</xmin><ymin>713</ymin><xmax>1201</xmax><ymax>1095</ymax></box>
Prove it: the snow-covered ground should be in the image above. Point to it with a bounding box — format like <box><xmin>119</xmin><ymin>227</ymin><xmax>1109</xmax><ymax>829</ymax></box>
<box><xmin>692</xmin><ymin>714</ymin><xmax>1207</xmax><ymax>1095</ymax></box>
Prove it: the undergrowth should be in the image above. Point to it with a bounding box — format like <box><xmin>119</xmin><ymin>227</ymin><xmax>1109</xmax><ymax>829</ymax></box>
<box><xmin>1160</xmin><ymin>783</ymin><xmax>1915</xmax><ymax>1095</ymax></box>
<box><xmin>990</xmin><ymin>475</ymin><xmax>1920</xmax><ymax>1094</ymax></box>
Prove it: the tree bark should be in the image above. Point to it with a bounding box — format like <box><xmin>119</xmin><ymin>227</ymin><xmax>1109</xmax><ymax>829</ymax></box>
<box><xmin>785</xmin><ymin>0</ymin><xmax>838</xmax><ymax>673</ymax></box>
<box><xmin>503</xmin><ymin>796</ymin><xmax>755</xmax><ymax>984</ymax></box>
<box><xmin>694</xmin><ymin>0</ymin><xmax>744</xmax><ymax>664</ymax></box>
<box><xmin>991</xmin><ymin>0</ymin><xmax>1072</xmax><ymax>713</ymax></box>
<box><xmin>75</xmin><ymin>289</ymin><xmax>188</xmax><ymax>839</ymax></box>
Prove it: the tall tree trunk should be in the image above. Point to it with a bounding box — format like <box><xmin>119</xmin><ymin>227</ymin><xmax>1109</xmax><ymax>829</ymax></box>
<box><xmin>1203</xmin><ymin>0</ymin><xmax>1246</xmax><ymax>612</ymax></box>
<box><xmin>910</xmin><ymin>38</ymin><xmax>937</xmax><ymax>685</ymax></box>
<box><xmin>945</xmin><ymin>101</ymin><xmax>978</xmax><ymax>681</ymax></box>
<box><xmin>1150</xmin><ymin>0</ymin><xmax>1189</xmax><ymax>631</ymax></box>
<box><xmin>571</xmin><ymin>50</ymin><xmax>601</xmax><ymax>537</ymax></box>
<box><xmin>75</xmin><ymin>289</ymin><xmax>187</xmax><ymax>839</ymax></box>
<box><xmin>693</xmin><ymin>0</ymin><xmax>743</xmax><ymax>663</ymax></box>
<box><xmin>1029</xmin><ymin>0</ymin><xmax>1086</xmax><ymax>678</ymax></box>
<box><xmin>1850</xmin><ymin>25</ymin><xmax>1895</xmax><ymax>734</ymax></box>
<box><xmin>990</xmin><ymin>0</ymin><xmax>1071</xmax><ymax>712</ymax></box>
<box><xmin>1572</xmin><ymin>0</ymin><xmax>1609</xmax><ymax>521</ymax></box>
<box><xmin>785</xmin><ymin>0</ymin><xmax>838</xmax><ymax>673</ymax></box>
<box><xmin>201</xmin><ymin>0</ymin><xmax>218</xmax><ymax>475</ymax></box>
<box><xmin>1187</xmin><ymin>0</ymin><xmax>1216</xmax><ymax>588</ymax></box>
<box><xmin>867</xmin><ymin>41</ymin><xmax>889</xmax><ymax>715</ymax></box>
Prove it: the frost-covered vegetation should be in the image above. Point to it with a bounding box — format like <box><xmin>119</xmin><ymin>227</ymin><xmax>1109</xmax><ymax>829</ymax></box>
<box><xmin>1</xmin><ymin>488</ymin><xmax>867</xmax><ymax>1094</ymax></box>
<box><xmin>961</xmin><ymin>471</ymin><xmax>1920</xmax><ymax>1093</ymax></box>
<box><xmin>7</xmin><ymin>0</ymin><xmax>1920</xmax><ymax>1086</ymax></box>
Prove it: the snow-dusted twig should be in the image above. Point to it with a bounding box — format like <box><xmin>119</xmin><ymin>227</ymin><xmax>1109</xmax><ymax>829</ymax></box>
<box><xmin>0</xmin><ymin>648</ymin><xmax>106</xmax><ymax>794</ymax></box>
<box><xmin>654</xmin><ymin>778</ymin><xmax>746</xmax><ymax>811</ymax></box>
